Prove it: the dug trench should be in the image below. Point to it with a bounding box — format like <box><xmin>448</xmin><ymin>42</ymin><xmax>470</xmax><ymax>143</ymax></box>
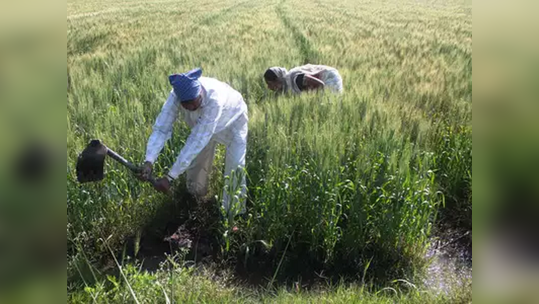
<box><xmin>108</xmin><ymin>186</ymin><xmax>472</xmax><ymax>291</ymax></box>
<box><xmin>123</xmin><ymin>188</ymin><xmax>223</xmax><ymax>271</ymax></box>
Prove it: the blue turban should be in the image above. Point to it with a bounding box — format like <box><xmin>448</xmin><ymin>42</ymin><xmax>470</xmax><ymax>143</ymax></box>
<box><xmin>169</xmin><ymin>68</ymin><xmax>203</xmax><ymax>102</ymax></box>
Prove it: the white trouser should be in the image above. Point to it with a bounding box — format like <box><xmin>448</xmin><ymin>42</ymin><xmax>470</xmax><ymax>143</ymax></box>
<box><xmin>186</xmin><ymin>114</ymin><xmax>248</xmax><ymax>215</ymax></box>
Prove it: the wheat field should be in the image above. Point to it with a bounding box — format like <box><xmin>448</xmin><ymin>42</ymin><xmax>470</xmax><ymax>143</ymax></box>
<box><xmin>67</xmin><ymin>0</ymin><xmax>472</xmax><ymax>302</ymax></box>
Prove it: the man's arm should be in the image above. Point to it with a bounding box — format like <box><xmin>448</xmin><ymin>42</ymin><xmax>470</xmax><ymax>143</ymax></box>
<box><xmin>304</xmin><ymin>74</ymin><xmax>325</xmax><ymax>91</ymax></box>
<box><xmin>167</xmin><ymin>96</ymin><xmax>222</xmax><ymax>179</ymax></box>
<box><xmin>145</xmin><ymin>92</ymin><xmax>180</xmax><ymax>164</ymax></box>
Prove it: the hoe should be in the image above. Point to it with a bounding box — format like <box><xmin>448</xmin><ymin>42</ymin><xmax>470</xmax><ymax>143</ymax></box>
<box><xmin>76</xmin><ymin>139</ymin><xmax>157</xmax><ymax>186</ymax></box>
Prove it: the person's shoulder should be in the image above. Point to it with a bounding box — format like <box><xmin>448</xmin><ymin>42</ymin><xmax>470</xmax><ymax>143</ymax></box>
<box><xmin>199</xmin><ymin>77</ymin><xmax>218</xmax><ymax>93</ymax></box>
<box><xmin>199</xmin><ymin>76</ymin><xmax>213</xmax><ymax>81</ymax></box>
<box><xmin>203</xmin><ymin>76</ymin><xmax>240</xmax><ymax>93</ymax></box>
<box><xmin>199</xmin><ymin>76</ymin><xmax>215</xmax><ymax>85</ymax></box>
<box><xmin>303</xmin><ymin>64</ymin><xmax>336</xmax><ymax>71</ymax></box>
<box><xmin>288</xmin><ymin>66</ymin><xmax>303</xmax><ymax>73</ymax></box>
<box><xmin>201</xmin><ymin>76</ymin><xmax>231</xmax><ymax>85</ymax></box>
<box><xmin>199</xmin><ymin>79</ymin><xmax>222</xmax><ymax>106</ymax></box>
<box><xmin>317</xmin><ymin>64</ymin><xmax>338</xmax><ymax>72</ymax></box>
<box><xmin>199</xmin><ymin>76</ymin><xmax>229</xmax><ymax>90</ymax></box>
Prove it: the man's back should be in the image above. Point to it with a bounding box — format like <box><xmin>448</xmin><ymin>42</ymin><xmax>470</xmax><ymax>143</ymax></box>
<box><xmin>178</xmin><ymin>76</ymin><xmax>247</xmax><ymax>138</ymax></box>
<box><xmin>199</xmin><ymin>77</ymin><xmax>245</xmax><ymax>110</ymax></box>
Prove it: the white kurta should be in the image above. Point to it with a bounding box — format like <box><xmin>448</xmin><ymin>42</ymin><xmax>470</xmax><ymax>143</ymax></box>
<box><xmin>145</xmin><ymin>76</ymin><xmax>248</xmax><ymax>214</ymax></box>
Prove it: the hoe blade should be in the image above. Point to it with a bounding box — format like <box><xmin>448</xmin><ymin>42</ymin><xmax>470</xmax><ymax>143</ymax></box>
<box><xmin>76</xmin><ymin>140</ymin><xmax>108</xmax><ymax>183</ymax></box>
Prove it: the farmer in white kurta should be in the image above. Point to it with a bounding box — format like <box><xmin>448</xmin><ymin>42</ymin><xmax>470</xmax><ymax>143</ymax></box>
<box><xmin>264</xmin><ymin>64</ymin><xmax>344</xmax><ymax>94</ymax></box>
<box><xmin>139</xmin><ymin>68</ymin><xmax>248</xmax><ymax>215</ymax></box>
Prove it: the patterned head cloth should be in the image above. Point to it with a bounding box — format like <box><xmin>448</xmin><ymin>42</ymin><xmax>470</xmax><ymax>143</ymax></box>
<box><xmin>269</xmin><ymin>67</ymin><xmax>288</xmax><ymax>80</ymax></box>
<box><xmin>169</xmin><ymin>68</ymin><xmax>203</xmax><ymax>102</ymax></box>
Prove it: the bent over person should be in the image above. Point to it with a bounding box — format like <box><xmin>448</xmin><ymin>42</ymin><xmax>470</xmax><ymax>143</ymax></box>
<box><xmin>139</xmin><ymin>67</ymin><xmax>248</xmax><ymax>215</ymax></box>
<box><xmin>264</xmin><ymin>64</ymin><xmax>343</xmax><ymax>94</ymax></box>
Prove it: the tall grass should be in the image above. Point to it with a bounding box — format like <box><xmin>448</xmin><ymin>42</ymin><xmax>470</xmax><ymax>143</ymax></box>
<box><xmin>67</xmin><ymin>0</ymin><xmax>472</xmax><ymax>296</ymax></box>
<box><xmin>240</xmin><ymin>94</ymin><xmax>442</xmax><ymax>278</ymax></box>
<box><xmin>68</xmin><ymin>257</ymin><xmax>471</xmax><ymax>303</ymax></box>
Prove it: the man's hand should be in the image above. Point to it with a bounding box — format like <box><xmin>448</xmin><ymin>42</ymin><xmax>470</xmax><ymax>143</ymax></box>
<box><xmin>137</xmin><ymin>161</ymin><xmax>153</xmax><ymax>181</ymax></box>
<box><xmin>153</xmin><ymin>177</ymin><xmax>172</xmax><ymax>195</ymax></box>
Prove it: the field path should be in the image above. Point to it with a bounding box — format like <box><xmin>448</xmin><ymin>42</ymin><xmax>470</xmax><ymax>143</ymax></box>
<box><xmin>275</xmin><ymin>0</ymin><xmax>320</xmax><ymax>64</ymax></box>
